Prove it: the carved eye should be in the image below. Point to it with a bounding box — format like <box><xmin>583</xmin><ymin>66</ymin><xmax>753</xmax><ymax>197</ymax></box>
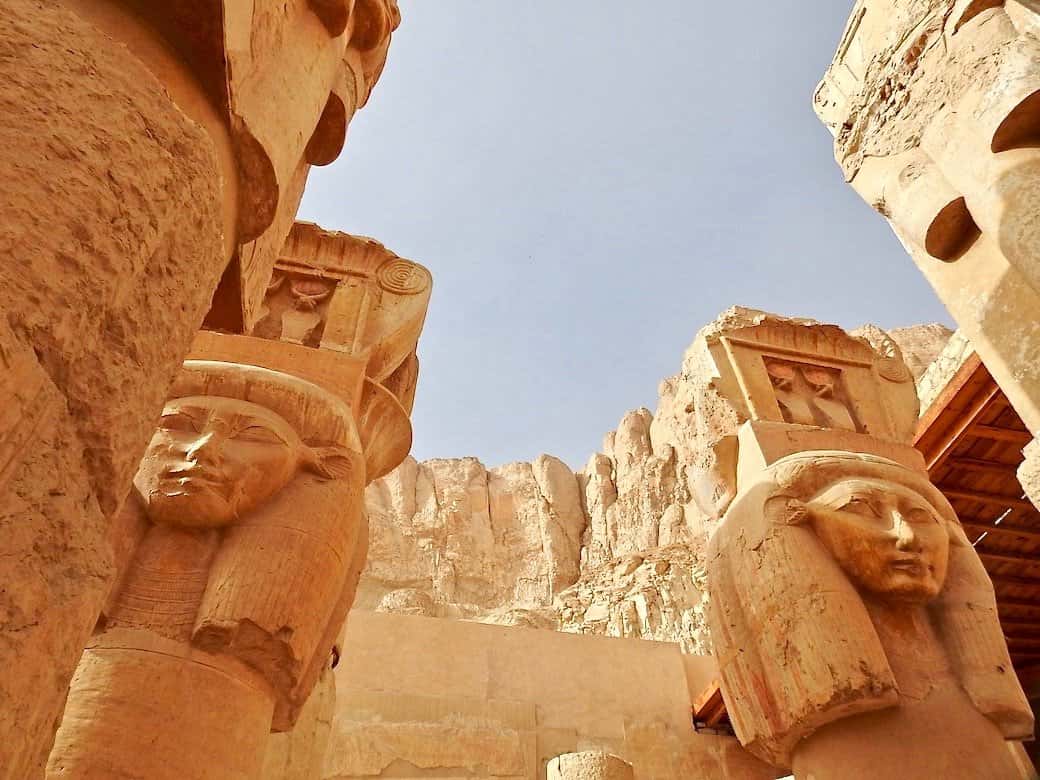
<box><xmin>841</xmin><ymin>498</ymin><xmax>880</xmax><ymax>518</ymax></box>
<box><xmin>160</xmin><ymin>413</ymin><xmax>199</xmax><ymax>433</ymax></box>
<box><xmin>905</xmin><ymin>507</ymin><xmax>936</xmax><ymax>525</ymax></box>
<box><xmin>234</xmin><ymin>426</ymin><xmax>285</xmax><ymax>445</ymax></box>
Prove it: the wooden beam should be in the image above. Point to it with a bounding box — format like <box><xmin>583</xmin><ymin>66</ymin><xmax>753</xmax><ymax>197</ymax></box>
<box><xmin>1006</xmin><ymin>636</ymin><xmax>1040</xmax><ymax>648</ymax></box>
<box><xmin>998</xmin><ymin>596</ymin><xmax>1040</xmax><ymax>610</ymax></box>
<box><xmin>979</xmin><ymin>548</ymin><xmax>1040</xmax><ymax>566</ymax></box>
<box><xmin>1002</xmin><ymin>619</ymin><xmax>1040</xmax><ymax>636</ymax></box>
<box><xmin>948</xmin><ymin>457</ymin><xmax>1021</xmax><ymax>476</ymax></box>
<box><xmin>691</xmin><ymin>681</ymin><xmax>727</xmax><ymax>728</ymax></box>
<box><xmin>969</xmin><ymin>425</ymin><xmax>1033</xmax><ymax>445</ymax></box>
<box><xmin>962</xmin><ymin>522</ymin><xmax>1040</xmax><ymax>542</ymax></box>
<box><xmin>916</xmin><ymin>353</ymin><xmax>984</xmax><ymax>443</ymax></box>
<box><xmin>944</xmin><ymin>488</ymin><xmax>1034</xmax><ymax>510</ymax></box>
<box><xmin>992</xmin><ymin>571</ymin><xmax>1040</xmax><ymax>586</ymax></box>
<box><xmin>917</xmin><ymin>366</ymin><xmax>999</xmax><ymax>471</ymax></box>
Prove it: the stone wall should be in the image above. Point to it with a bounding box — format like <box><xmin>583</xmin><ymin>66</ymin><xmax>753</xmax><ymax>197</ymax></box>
<box><xmin>323</xmin><ymin>611</ymin><xmax>775</xmax><ymax>780</ymax></box>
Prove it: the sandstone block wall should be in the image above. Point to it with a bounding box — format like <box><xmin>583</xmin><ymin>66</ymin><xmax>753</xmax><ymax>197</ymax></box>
<box><xmin>323</xmin><ymin>611</ymin><xmax>774</xmax><ymax>780</ymax></box>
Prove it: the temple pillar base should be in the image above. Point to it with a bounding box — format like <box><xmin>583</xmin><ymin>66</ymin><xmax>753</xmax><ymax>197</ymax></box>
<box><xmin>792</xmin><ymin>683</ymin><xmax>1033</xmax><ymax>780</ymax></box>
<box><xmin>547</xmin><ymin>752</ymin><xmax>635</xmax><ymax>780</ymax></box>
<box><xmin>47</xmin><ymin>633</ymin><xmax>274</xmax><ymax>780</ymax></box>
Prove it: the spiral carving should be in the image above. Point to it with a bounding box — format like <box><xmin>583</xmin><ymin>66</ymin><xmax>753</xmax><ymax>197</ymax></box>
<box><xmin>376</xmin><ymin>258</ymin><xmax>429</xmax><ymax>296</ymax></box>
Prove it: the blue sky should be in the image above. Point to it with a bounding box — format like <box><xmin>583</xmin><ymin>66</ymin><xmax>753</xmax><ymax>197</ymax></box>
<box><xmin>299</xmin><ymin>1</ymin><xmax>953</xmax><ymax>469</ymax></box>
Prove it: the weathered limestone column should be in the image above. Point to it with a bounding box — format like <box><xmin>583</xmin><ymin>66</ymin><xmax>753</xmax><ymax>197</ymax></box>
<box><xmin>814</xmin><ymin>1</ymin><xmax>1040</xmax><ymax>466</ymax></box>
<box><xmin>47</xmin><ymin>226</ymin><xmax>430</xmax><ymax>778</ymax></box>
<box><xmin>697</xmin><ymin>309</ymin><xmax>1033</xmax><ymax>778</ymax></box>
<box><xmin>547</xmin><ymin>753</ymin><xmax>634</xmax><ymax>780</ymax></box>
<box><xmin>0</xmin><ymin>3</ymin><xmax>400</xmax><ymax>776</ymax></box>
<box><xmin>1021</xmin><ymin>440</ymin><xmax>1040</xmax><ymax>513</ymax></box>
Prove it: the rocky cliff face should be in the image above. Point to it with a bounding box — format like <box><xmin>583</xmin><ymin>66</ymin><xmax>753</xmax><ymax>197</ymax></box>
<box><xmin>356</xmin><ymin>321</ymin><xmax>952</xmax><ymax>651</ymax></box>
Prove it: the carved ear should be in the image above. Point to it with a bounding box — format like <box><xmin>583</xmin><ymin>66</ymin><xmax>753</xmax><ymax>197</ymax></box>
<box><xmin>304</xmin><ymin>445</ymin><xmax>357</xmax><ymax>481</ymax></box>
<box><xmin>765</xmin><ymin>495</ymin><xmax>810</xmax><ymax>526</ymax></box>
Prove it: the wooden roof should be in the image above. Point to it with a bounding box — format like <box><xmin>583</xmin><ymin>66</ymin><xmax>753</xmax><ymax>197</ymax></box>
<box><xmin>914</xmin><ymin>353</ymin><xmax>1040</xmax><ymax>674</ymax></box>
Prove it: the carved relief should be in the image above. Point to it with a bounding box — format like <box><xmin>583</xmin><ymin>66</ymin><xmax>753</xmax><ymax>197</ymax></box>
<box><xmin>763</xmin><ymin>358</ymin><xmax>861</xmax><ymax>432</ymax></box>
<box><xmin>376</xmin><ymin>257</ymin><xmax>430</xmax><ymax>296</ymax></box>
<box><xmin>253</xmin><ymin>222</ymin><xmax>432</xmax><ymax>406</ymax></box>
<box><xmin>255</xmin><ymin>272</ymin><xmax>338</xmax><ymax>347</ymax></box>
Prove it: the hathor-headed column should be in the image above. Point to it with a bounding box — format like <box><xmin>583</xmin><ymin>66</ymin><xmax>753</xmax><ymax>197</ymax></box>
<box><xmin>47</xmin><ymin>225</ymin><xmax>430</xmax><ymax>779</ymax></box>
<box><xmin>697</xmin><ymin>309</ymin><xmax>1033</xmax><ymax>778</ymax></box>
<box><xmin>0</xmin><ymin>3</ymin><xmax>400</xmax><ymax>775</ymax></box>
<box><xmin>814</xmin><ymin>1</ymin><xmax>1040</xmax><ymax>506</ymax></box>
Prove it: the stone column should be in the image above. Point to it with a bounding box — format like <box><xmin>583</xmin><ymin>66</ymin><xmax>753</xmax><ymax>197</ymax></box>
<box><xmin>1020</xmin><ymin>439</ymin><xmax>1040</xmax><ymax>513</ymax></box>
<box><xmin>46</xmin><ymin>227</ymin><xmax>429</xmax><ymax>779</ymax></box>
<box><xmin>0</xmin><ymin>4</ymin><xmax>400</xmax><ymax>775</ymax></box>
<box><xmin>814</xmin><ymin>1</ymin><xmax>1040</xmax><ymax>443</ymax></box>
<box><xmin>547</xmin><ymin>753</ymin><xmax>634</xmax><ymax>780</ymax></box>
<box><xmin>694</xmin><ymin>309</ymin><xmax>1033</xmax><ymax>778</ymax></box>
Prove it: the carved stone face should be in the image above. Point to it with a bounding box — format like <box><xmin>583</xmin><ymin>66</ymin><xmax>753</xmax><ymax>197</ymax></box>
<box><xmin>806</xmin><ymin>477</ymin><xmax>950</xmax><ymax>603</ymax></box>
<box><xmin>135</xmin><ymin>396</ymin><xmax>304</xmax><ymax>528</ymax></box>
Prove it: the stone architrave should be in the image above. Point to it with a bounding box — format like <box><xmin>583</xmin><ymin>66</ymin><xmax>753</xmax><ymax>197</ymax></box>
<box><xmin>0</xmin><ymin>4</ymin><xmax>400</xmax><ymax>775</ymax></box>
<box><xmin>814</xmin><ymin>0</ymin><xmax>1040</xmax><ymax>480</ymax></box>
<box><xmin>701</xmin><ymin>309</ymin><xmax>1033</xmax><ymax>778</ymax></box>
<box><xmin>46</xmin><ymin>228</ymin><xmax>430</xmax><ymax>779</ymax></box>
<box><xmin>547</xmin><ymin>753</ymin><xmax>635</xmax><ymax>780</ymax></box>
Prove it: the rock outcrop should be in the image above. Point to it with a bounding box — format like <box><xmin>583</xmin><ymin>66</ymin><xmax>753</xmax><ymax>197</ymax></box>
<box><xmin>358</xmin><ymin>320</ymin><xmax>951</xmax><ymax>653</ymax></box>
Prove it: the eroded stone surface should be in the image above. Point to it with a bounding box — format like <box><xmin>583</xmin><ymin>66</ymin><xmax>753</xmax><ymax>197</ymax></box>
<box><xmin>0</xmin><ymin>2</ymin><xmax>402</xmax><ymax>773</ymax></box>
<box><xmin>816</xmin><ymin>0</ymin><xmax>1040</xmax><ymax>437</ymax></box>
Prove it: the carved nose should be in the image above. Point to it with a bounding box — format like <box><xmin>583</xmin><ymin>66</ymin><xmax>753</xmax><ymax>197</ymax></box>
<box><xmin>893</xmin><ymin>512</ymin><xmax>918</xmax><ymax>551</ymax></box>
<box><xmin>185</xmin><ymin>432</ymin><xmax>221</xmax><ymax>465</ymax></box>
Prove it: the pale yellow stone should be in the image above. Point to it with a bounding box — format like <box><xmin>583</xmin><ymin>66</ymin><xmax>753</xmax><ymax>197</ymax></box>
<box><xmin>546</xmin><ymin>752</ymin><xmax>633</xmax><ymax>780</ymax></box>
<box><xmin>323</xmin><ymin>610</ymin><xmax>773</xmax><ymax>780</ymax></box>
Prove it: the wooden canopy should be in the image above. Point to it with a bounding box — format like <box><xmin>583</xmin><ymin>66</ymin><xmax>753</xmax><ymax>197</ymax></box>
<box><xmin>914</xmin><ymin>353</ymin><xmax>1040</xmax><ymax>674</ymax></box>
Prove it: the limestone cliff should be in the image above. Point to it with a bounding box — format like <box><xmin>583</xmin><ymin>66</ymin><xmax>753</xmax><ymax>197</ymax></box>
<box><xmin>357</xmin><ymin>322</ymin><xmax>952</xmax><ymax>651</ymax></box>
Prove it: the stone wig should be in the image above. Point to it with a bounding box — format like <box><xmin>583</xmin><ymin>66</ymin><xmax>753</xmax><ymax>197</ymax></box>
<box><xmin>171</xmin><ymin>360</ymin><xmax>362</xmax><ymax>468</ymax></box>
<box><xmin>171</xmin><ymin>361</ymin><xmax>367</xmax><ymax>730</ymax></box>
<box><xmin>707</xmin><ymin>450</ymin><xmax>1032</xmax><ymax>767</ymax></box>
